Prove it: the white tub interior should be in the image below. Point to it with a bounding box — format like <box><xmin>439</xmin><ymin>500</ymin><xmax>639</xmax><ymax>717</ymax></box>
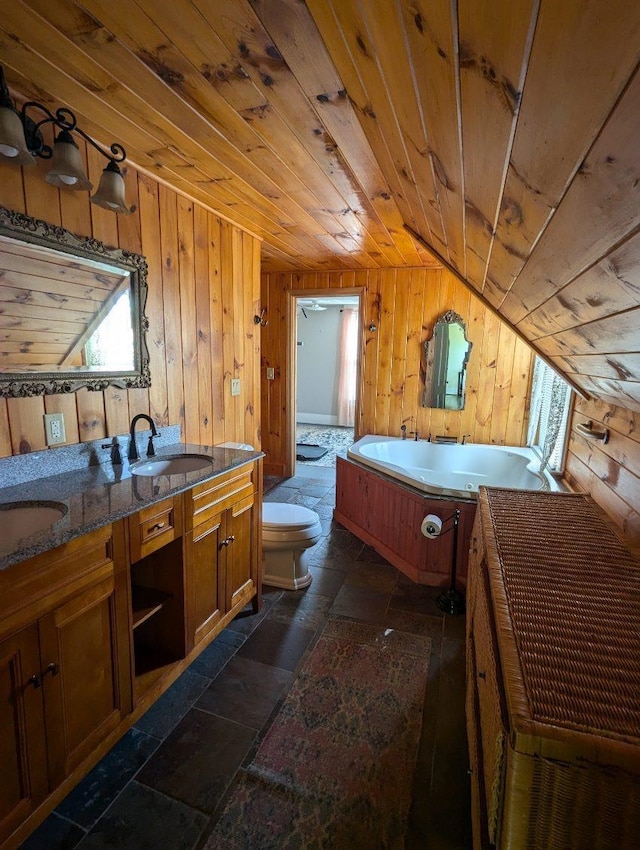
<box><xmin>348</xmin><ymin>435</ymin><xmax>558</xmax><ymax>499</ymax></box>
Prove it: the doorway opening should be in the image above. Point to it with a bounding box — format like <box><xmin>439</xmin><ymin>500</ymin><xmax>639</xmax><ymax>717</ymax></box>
<box><xmin>292</xmin><ymin>292</ymin><xmax>362</xmax><ymax>473</ymax></box>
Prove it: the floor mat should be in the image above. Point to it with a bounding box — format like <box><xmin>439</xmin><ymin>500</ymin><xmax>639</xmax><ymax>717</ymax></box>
<box><xmin>296</xmin><ymin>443</ymin><xmax>328</xmax><ymax>461</ymax></box>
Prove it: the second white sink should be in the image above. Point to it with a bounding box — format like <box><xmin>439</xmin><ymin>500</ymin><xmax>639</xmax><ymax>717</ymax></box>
<box><xmin>130</xmin><ymin>454</ymin><xmax>214</xmax><ymax>477</ymax></box>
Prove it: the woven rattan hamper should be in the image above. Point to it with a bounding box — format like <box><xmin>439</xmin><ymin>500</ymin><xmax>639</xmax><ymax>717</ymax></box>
<box><xmin>466</xmin><ymin>487</ymin><xmax>640</xmax><ymax>850</ymax></box>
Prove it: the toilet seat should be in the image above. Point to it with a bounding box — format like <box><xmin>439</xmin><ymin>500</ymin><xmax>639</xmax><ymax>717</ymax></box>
<box><xmin>263</xmin><ymin>502</ymin><xmax>319</xmax><ymax>532</ymax></box>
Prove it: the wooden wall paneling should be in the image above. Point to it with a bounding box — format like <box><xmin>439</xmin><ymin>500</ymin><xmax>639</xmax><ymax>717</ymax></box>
<box><xmin>488</xmin><ymin>324</ymin><xmax>517</xmax><ymax>445</ymax></box>
<box><xmin>517</xmin><ymin>234</ymin><xmax>640</xmax><ymax>341</ymax></box>
<box><xmin>388</xmin><ymin>269</ymin><xmax>411</xmax><ymax>438</ymax></box>
<box><xmin>207</xmin><ymin>215</ymin><xmax>225</xmax><ymax>446</ymax></box>
<box><xmin>231</xmin><ymin>225</ymin><xmax>245</xmax><ymax>443</ymax></box>
<box><xmin>244</xmin><ymin>231</ymin><xmax>259</xmax><ymax>450</ymax></box>
<box><xmin>373</xmin><ymin>270</ymin><xmax>395</xmax><ymax>436</ymax></box>
<box><xmin>554</xmin><ymin>354</ymin><xmax>640</xmax><ymax>384</ymax></box>
<box><xmin>474</xmin><ymin>311</ymin><xmax>502</xmax><ymax>444</ymax></box>
<box><xmin>220</xmin><ymin>220</ymin><xmax>236</xmax><ymax>444</ymax></box>
<box><xmin>458</xmin><ymin>282</ymin><xmax>487</xmax><ymax>441</ymax></box>
<box><xmin>261</xmin><ymin>266</ymin><xmax>535</xmax><ymax>471</ymax></box>
<box><xmin>404</xmin><ymin>268</ymin><xmax>428</xmax><ymax>434</ymax></box>
<box><xmin>177</xmin><ymin>196</ymin><xmax>199</xmax><ymax>445</ymax></box>
<box><xmin>400</xmin><ymin>0</ymin><xmax>465</xmax><ymax>271</ymax></box>
<box><xmin>565</xmin><ymin>397</ymin><xmax>640</xmax><ymax>547</ymax></box>
<box><xmin>458</xmin><ymin>0</ymin><xmax>536</xmax><ymax>288</ymax></box>
<box><xmin>501</xmin><ymin>69</ymin><xmax>640</xmax><ymax>326</ymax></box>
<box><xmin>118</xmin><ymin>167</ymin><xmax>149</xmax><ymax>424</ymax></box>
<box><xmin>193</xmin><ymin>204</ymin><xmax>213</xmax><ymax>448</ymax></box>
<box><xmin>488</xmin><ymin>0</ymin><xmax>640</xmax><ymax>299</ymax></box>
<box><xmin>505</xmin><ymin>338</ymin><xmax>534</xmax><ymax>446</ymax></box>
<box><xmin>137</xmin><ymin>174</ymin><xmax>168</xmax><ymax>428</ymax></box>
<box><xmin>306</xmin><ymin>0</ymin><xmax>440</xmax><ymax>255</ymax></box>
<box><xmin>158</xmin><ymin>186</ymin><xmax>185</xmax><ymax>434</ymax></box>
<box><xmin>0</xmin><ymin>401</ymin><xmax>11</xmax><ymax>457</ymax></box>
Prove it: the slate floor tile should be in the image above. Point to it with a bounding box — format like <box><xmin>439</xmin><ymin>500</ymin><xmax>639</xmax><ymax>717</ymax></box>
<box><xmin>55</xmin><ymin>729</ymin><xmax>159</xmax><ymax>829</ymax></box>
<box><xmin>78</xmin><ymin>781</ymin><xmax>207</xmax><ymax>850</ymax></box>
<box><xmin>329</xmin><ymin>584</ymin><xmax>392</xmax><ymax>624</ymax></box>
<box><xmin>304</xmin><ymin>565</ymin><xmax>345</xmax><ymax>600</ymax></box>
<box><xmin>266</xmin><ymin>590</ymin><xmax>332</xmax><ymax>630</ymax></box>
<box><xmin>136</xmin><ymin>709</ymin><xmax>255</xmax><ymax>814</ymax></box>
<box><xmin>196</xmin><ymin>655</ymin><xmax>293</xmax><ymax>729</ymax></box>
<box><xmin>188</xmin><ymin>629</ymin><xmax>245</xmax><ymax>678</ymax></box>
<box><xmin>236</xmin><ymin>618</ymin><xmax>316</xmax><ymax>672</ymax></box>
<box><xmin>135</xmin><ymin>668</ymin><xmax>211</xmax><ymax>740</ymax></box>
<box><xmin>343</xmin><ymin>561</ymin><xmax>399</xmax><ymax>593</ymax></box>
<box><xmin>20</xmin><ymin>813</ymin><xmax>85</xmax><ymax>850</ymax></box>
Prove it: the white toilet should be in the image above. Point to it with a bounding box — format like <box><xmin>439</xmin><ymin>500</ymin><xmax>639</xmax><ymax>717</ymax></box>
<box><xmin>262</xmin><ymin>502</ymin><xmax>322</xmax><ymax>590</ymax></box>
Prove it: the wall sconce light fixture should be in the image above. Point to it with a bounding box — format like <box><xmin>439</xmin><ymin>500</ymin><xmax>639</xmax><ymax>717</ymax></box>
<box><xmin>0</xmin><ymin>65</ymin><xmax>132</xmax><ymax>214</ymax></box>
<box><xmin>253</xmin><ymin>308</ymin><xmax>268</xmax><ymax>327</ymax></box>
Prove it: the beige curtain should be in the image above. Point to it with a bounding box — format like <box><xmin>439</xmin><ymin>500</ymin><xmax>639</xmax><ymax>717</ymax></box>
<box><xmin>337</xmin><ymin>308</ymin><xmax>358</xmax><ymax>426</ymax></box>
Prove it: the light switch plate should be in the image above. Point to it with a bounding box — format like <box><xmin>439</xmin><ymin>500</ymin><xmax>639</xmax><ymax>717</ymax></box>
<box><xmin>44</xmin><ymin>412</ymin><xmax>66</xmax><ymax>445</ymax></box>
<box><xmin>231</xmin><ymin>378</ymin><xmax>241</xmax><ymax>396</ymax></box>
<box><xmin>266</xmin><ymin>367</ymin><xmax>275</xmax><ymax>380</ymax></box>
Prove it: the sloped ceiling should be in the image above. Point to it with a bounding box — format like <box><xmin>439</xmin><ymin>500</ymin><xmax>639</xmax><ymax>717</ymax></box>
<box><xmin>1</xmin><ymin>0</ymin><xmax>639</xmax><ymax>410</ymax></box>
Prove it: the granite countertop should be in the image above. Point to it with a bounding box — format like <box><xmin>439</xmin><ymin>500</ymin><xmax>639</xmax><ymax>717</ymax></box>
<box><xmin>0</xmin><ymin>443</ymin><xmax>263</xmax><ymax>570</ymax></box>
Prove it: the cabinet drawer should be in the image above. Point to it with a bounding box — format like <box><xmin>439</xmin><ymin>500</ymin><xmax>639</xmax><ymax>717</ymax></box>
<box><xmin>186</xmin><ymin>464</ymin><xmax>256</xmax><ymax>530</ymax></box>
<box><xmin>129</xmin><ymin>496</ymin><xmax>183</xmax><ymax>562</ymax></box>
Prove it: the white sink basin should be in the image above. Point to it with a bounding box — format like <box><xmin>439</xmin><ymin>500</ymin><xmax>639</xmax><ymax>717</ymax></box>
<box><xmin>130</xmin><ymin>454</ymin><xmax>213</xmax><ymax>477</ymax></box>
<box><xmin>0</xmin><ymin>501</ymin><xmax>68</xmax><ymax>547</ymax></box>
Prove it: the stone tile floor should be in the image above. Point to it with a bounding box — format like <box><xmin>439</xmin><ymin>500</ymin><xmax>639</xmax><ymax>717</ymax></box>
<box><xmin>23</xmin><ymin>464</ymin><xmax>471</xmax><ymax>849</ymax></box>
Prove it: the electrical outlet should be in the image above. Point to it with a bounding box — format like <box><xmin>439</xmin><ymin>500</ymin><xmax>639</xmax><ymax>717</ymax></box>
<box><xmin>266</xmin><ymin>367</ymin><xmax>275</xmax><ymax>380</ymax></box>
<box><xmin>44</xmin><ymin>413</ymin><xmax>66</xmax><ymax>445</ymax></box>
<box><xmin>231</xmin><ymin>378</ymin><xmax>241</xmax><ymax>396</ymax></box>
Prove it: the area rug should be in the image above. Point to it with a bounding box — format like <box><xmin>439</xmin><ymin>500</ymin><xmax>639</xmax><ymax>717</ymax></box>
<box><xmin>204</xmin><ymin>619</ymin><xmax>431</xmax><ymax>849</ymax></box>
<box><xmin>296</xmin><ymin>443</ymin><xmax>329</xmax><ymax>461</ymax></box>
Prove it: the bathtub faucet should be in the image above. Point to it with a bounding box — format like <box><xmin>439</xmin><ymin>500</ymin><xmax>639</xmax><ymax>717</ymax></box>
<box><xmin>462</xmin><ymin>434</ymin><xmax>471</xmax><ymax>445</ymax></box>
<box><xmin>433</xmin><ymin>434</ymin><xmax>457</xmax><ymax>444</ymax></box>
<box><xmin>410</xmin><ymin>431</ymin><xmax>419</xmax><ymax>441</ymax></box>
<box><xmin>401</xmin><ymin>424</ymin><xmax>407</xmax><ymax>440</ymax></box>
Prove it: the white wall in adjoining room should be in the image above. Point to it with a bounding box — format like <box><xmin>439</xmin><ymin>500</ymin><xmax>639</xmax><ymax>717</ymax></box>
<box><xmin>296</xmin><ymin>306</ymin><xmax>342</xmax><ymax>425</ymax></box>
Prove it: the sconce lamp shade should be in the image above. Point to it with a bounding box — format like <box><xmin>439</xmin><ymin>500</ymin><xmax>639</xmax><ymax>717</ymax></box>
<box><xmin>91</xmin><ymin>160</ymin><xmax>131</xmax><ymax>214</ymax></box>
<box><xmin>45</xmin><ymin>129</ymin><xmax>92</xmax><ymax>190</ymax></box>
<box><xmin>0</xmin><ymin>103</ymin><xmax>34</xmax><ymax>166</ymax></box>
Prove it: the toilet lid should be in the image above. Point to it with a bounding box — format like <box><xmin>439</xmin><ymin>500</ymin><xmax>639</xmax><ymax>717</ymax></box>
<box><xmin>263</xmin><ymin>502</ymin><xmax>320</xmax><ymax>531</ymax></box>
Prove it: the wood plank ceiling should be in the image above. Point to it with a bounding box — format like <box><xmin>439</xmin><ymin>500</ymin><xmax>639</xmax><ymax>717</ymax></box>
<box><xmin>1</xmin><ymin>0</ymin><xmax>639</xmax><ymax>410</ymax></box>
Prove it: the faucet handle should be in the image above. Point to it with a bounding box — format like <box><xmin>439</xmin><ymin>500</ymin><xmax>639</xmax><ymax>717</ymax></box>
<box><xmin>101</xmin><ymin>437</ymin><xmax>122</xmax><ymax>465</ymax></box>
<box><xmin>147</xmin><ymin>432</ymin><xmax>160</xmax><ymax>457</ymax></box>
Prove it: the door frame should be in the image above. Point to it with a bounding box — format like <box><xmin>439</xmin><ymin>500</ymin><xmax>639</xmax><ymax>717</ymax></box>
<box><xmin>285</xmin><ymin>288</ymin><xmax>365</xmax><ymax>478</ymax></box>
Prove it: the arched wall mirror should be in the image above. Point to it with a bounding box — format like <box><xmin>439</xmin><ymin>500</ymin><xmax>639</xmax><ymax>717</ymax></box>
<box><xmin>422</xmin><ymin>311</ymin><xmax>472</xmax><ymax>410</ymax></box>
<box><xmin>0</xmin><ymin>206</ymin><xmax>150</xmax><ymax>397</ymax></box>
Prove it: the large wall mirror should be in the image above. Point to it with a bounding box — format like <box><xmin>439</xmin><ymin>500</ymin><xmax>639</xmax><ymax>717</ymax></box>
<box><xmin>0</xmin><ymin>206</ymin><xmax>150</xmax><ymax>397</ymax></box>
<box><xmin>422</xmin><ymin>310</ymin><xmax>472</xmax><ymax>410</ymax></box>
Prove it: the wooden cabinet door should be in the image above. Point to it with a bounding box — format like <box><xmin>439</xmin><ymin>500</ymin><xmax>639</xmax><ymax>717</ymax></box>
<box><xmin>224</xmin><ymin>493</ymin><xmax>258</xmax><ymax>612</ymax></box>
<box><xmin>0</xmin><ymin>626</ymin><xmax>48</xmax><ymax>845</ymax></box>
<box><xmin>186</xmin><ymin>511</ymin><xmax>223</xmax><ymax>648</ymax></box>
<box><xmin>38</xmin><ymin>575</ymin><xmax>125</xmax><ymax>787</ymax></box>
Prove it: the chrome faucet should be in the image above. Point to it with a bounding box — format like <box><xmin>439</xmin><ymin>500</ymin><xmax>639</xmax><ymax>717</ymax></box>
<box><xmin>461</xmin><ymin>434</ymin><xmax>471</xmax><ymax>445</ymax></box>
<box><xmin>410</xmin><ymin>431</ymin><xmax>419</xmax><ymax>441</ymax></box>
<box><xmin>128</xmin><ymin>414</ymin><xmax>159</xmax><ymax>461</ymax></box>
<box><xmin>401</xmin><ymin>425</ymin><xmax>407</xmax><ymax>440</ymax></box>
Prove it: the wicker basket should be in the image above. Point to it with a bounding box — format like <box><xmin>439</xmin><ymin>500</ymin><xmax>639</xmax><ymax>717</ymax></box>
<box><xmin>467</xmin><ymin>487</ymin><xmax>640</xmax><ymax>850</ymax></box>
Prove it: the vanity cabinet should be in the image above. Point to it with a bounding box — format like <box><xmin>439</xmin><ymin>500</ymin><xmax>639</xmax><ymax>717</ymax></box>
<box><xmin>0</xmin><ymin>456</ymin><xmax>262</xmax><ymax>849</ymax></box>
<box><xmin>185</xmin><ymin>463</ymin><xmax>261</xmax><ymax>648</ymax></box>
<box><xmin>0</xmin><ymin>525</ymin><xmax>130</xmax><ymax>847</ymax></box>
<box><xmin>467</xmin><ymin>488</ymin><xmax>640</xmax><ymax>850</ymax></box>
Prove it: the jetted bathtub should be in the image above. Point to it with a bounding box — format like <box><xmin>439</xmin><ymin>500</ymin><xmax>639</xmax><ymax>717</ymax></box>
<box><xmin>347</xmin><ymin>435</ymin><xmax>557</xmax><ymax>499</ymax></box>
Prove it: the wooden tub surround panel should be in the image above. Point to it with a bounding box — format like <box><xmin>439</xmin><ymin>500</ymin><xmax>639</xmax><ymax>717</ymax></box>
<box><xmin>334</xmin><ymin>456</ymin><xmax>475</xmax><ymax>587</ymax></box>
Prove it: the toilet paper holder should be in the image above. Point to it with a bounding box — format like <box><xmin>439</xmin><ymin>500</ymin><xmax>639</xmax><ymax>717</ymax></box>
<box><xmin>421</xmin><ymin>509</ymin><xmax>465</xmax><ymax>616</ymax></box>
